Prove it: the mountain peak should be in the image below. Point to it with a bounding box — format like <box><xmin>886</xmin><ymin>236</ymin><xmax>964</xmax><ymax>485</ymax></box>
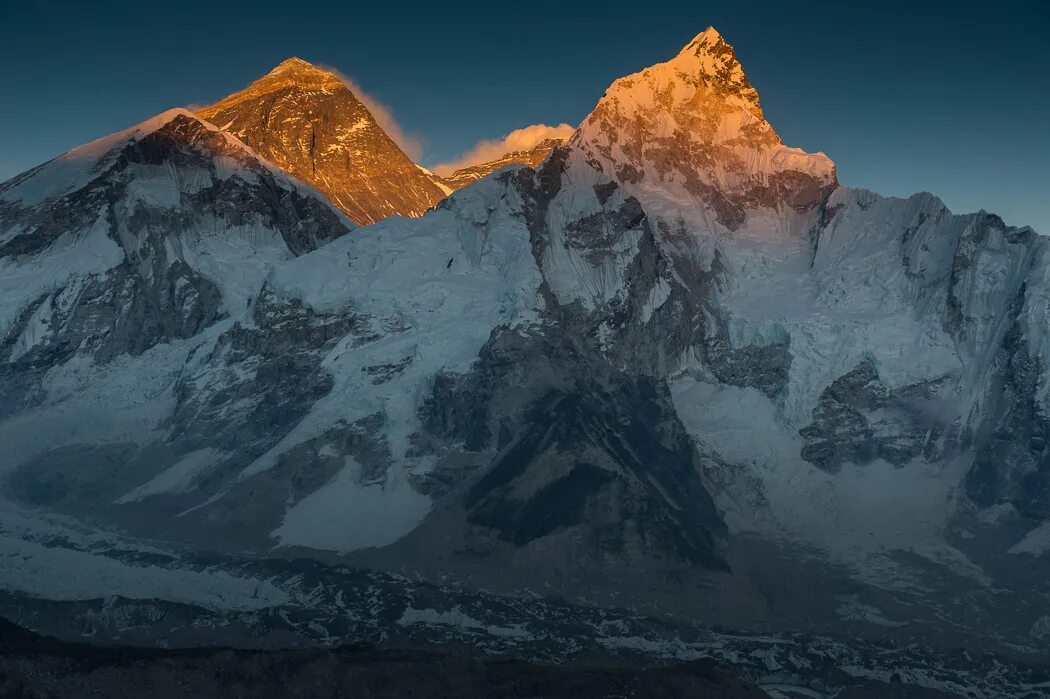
<box><xmin>682</xmin><ymin>26</ymin><xmax>723</xmax><ymax>49</ymax></box>
<box><xmin>267</xmin><ymin>57</ymin><xmax>331</xmax><ymax>79</ymax></box>
<box><xmin>571</xmin><ymin>27</ymin><xmax>836</xmax><ymax>229</ymax></box>
<box><xmin>196</xmin><ymin>59</ymin><xmax>448</xmax><ymax>226</ymax></box>
<box><xmin>666</xmin><ymin>26</ymin><xmax>760</xmax><ymax>115</ymax></box>
<box><xmin>273</xmin><ymin>56</ymin><xmax>317</xmax><ymax>70</ymax></box>
<box><xmin>231</xmin><ymin>57</ymin><xmax>345</xmax><ymax>94</ymax></box>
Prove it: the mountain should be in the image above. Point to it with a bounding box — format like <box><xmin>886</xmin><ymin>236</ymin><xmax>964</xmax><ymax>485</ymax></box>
<box><xmin>0</xmin><ymin>27</ymin><xmax>1048</xmax><ymax>696</ymax></box>
<box><xmin>438</xmin><ymin>138</ymin><xmax>565</xmax><ymax>190</ymax></box>
<box><xmin>0</xmin><ymin>108</ymin><xmax>351</xmax><ymax>422</ymax></box>
<box><xmin>197</xmin><ymin>58</ymin><xmax>451</xmax><ymax>225</ymax></box>
<box><xmin>572</xmin><ymin>27</ymin><xmax>836</xmax><ymax>229</ymax></box>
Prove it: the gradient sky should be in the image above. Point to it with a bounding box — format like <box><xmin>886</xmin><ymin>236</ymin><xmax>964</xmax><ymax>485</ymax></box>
<box><xmin>2</xmin><ymin>0</ymin><xmax>1047</xmax><ymax>231</ymax></box>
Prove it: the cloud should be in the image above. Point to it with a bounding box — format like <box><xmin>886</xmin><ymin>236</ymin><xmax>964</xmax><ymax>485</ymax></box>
<box><xmin>432</xmin><ymin>123</ymin><xmax>576</xmax><ymax>175</ymax></box>
<box><xmin>320</xmin><ymin>66</ymin><xmax>425</xmax><ymax>161</ymax></box>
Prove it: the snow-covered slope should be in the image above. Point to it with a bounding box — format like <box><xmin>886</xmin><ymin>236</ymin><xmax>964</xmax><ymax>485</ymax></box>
<box><xmin>0</xmin><ymin>106</ymin><xmax>351</xmax><ymax>470</ymax></box>
<box><xmin>0</xmin><ymin>108</ymin><xmax>350</xmax><ymax>319</ymax></box>
<box><xmin>197</xmin><ymin>58</ymin><xmax>451</xmax><ymax>225</ymax></box>
<box><xmin>0</xmin><ymin>27</ymin><xmax>1047</xmax><ymax>671</ymax></box>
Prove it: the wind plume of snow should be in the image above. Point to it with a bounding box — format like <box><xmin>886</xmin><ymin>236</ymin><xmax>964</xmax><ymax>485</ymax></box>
<box><xmin>433</xmin><ymin>123</ymin><xmax>575</xmax><ymax>175</ymax></box>
<box><xmin>320</xmin><ymin>66</ymin><xmax>425</xmax><ymax>161</ymax></box>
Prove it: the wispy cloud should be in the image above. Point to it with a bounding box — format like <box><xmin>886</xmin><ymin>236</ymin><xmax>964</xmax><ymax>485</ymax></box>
<box><xmin>433</xmin><ymin>123</ymin><xmax>575</xmax><ymax>175</ymax></box>
<box><xmin>320</xmin><ymin>66</ymin><xmax>425</xmax><ymax>161</ymax></box>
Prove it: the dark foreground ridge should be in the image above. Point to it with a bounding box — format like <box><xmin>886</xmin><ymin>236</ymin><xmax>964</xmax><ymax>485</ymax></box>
<box><xmin>0</xmin><ymin>617</ymin><xmax>768</xmax><ymax>699</ymax></box>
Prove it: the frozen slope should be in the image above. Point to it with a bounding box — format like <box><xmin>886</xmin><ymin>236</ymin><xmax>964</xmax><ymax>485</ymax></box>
<box><xmin>0</xmin><ymin>107</ymin><xmax>351</xmax><ymax>343</ymax></box>
<box><xmin>0</xmin><ymin>106</ymin><xmax>353</xmax><ymax>521</ymax></box>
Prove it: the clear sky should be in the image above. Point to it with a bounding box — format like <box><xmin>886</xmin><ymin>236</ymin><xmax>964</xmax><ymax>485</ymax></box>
<box><xmin>2</xmin><ymin>0</ymin><xmax>1047</xmax><ymax>231</ymax></box>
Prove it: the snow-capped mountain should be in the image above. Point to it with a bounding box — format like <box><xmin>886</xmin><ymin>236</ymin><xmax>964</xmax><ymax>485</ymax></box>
<box><xmin>572</xmin><ymin>27</ymin><xmax>837</xmax><ymax>230</ymax></box>
<box><xmin>0</xmin><ymin>108</ymin><xmax>351</xmax><ymax>424</ymax></box>
<box><xmin>438</xmin><ymin>138</ymin><xmax>565</xmax><ymax>190</ymax></box>
<box><xmin>0</xmin><ymin>26</ymin><xmax>1047</xmax><ymax>693</ymax></box>
<box><xmin>197</xmin><ymin>58</ymin><xmax>451</xmax><ymax>225</ymax></box>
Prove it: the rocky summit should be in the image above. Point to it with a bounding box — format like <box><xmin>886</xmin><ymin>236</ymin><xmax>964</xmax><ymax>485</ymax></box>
<box><xmin>0</xmin><ymin>26</ymin><xmax>1048</xmax><ymax>699</ymax></box>
<box><xmin>196</xmin><ymin>58</ymin><xmax>451</xmax><ymax>225</ymax></box>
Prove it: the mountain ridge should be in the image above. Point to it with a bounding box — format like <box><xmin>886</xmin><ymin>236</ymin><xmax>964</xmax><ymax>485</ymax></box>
<box><xmin>0</xmin><ymin>27</ymin><xmax>1047</xmax><ymax>696</ymax></box>
<box><xmin>437</xmin><ymin>137</ymin><xmax>565</xmax><ymax>190</ymax></box>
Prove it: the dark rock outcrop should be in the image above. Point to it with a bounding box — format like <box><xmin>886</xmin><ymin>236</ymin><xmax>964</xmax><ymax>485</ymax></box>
<box><xmin>800</xmin><ymin>359</ymin><xmax>955</xmax><ymax>473</ymax></box>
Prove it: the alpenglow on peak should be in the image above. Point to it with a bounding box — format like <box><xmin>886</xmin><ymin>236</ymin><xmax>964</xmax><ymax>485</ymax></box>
<box><xmin>271</xmin><ymin>56</ymin><xmax>321</xmax><ymax>72</ymax></box>
<box><xmin>669</xmin><ymin>26</ymin><xmax>763</xmax><ymax>115</ymax></box>
<box><xmin>231</xmin><ymin>56</ymin><xmax>345</xmax><ymax>94</ymax></box>
<box><xmin>197</xmin><ymin>58</ymin><xmax>450</xmax><ymax>225</ymax></box>
<box><xmin>570</xmin><ymin>27</ymin><xmax>836</xmax><ymax>230</ymax></box>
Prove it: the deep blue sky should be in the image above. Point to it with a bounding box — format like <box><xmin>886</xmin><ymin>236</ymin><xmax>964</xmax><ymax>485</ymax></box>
<box><xmin>2</xmin><ymin>1</ymin><xmax>1047</xmax><ymax>231</ymax></box>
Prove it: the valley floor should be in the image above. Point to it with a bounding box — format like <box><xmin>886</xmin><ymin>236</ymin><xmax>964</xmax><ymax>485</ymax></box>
<box><xmin>0</xmin><ymin>616</ymin><xmax>768</xmax><ymax>699</ymax></box>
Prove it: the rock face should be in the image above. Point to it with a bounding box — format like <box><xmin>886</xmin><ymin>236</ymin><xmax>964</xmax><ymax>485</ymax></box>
<box><xmin>798</xmin><ymin>358</ymin><xmax>954</xmax><ymax>473</ymax></box>
<box><xmin>1</xmin><ymin>26</ymin><xmax>1049</xmax><ymax>693</ymax></box>
<box><xmin>439</xmin><ymin>138</ymin><xmax>564</xmax><ymax>190</ymax></box>
<box><xmin>197</xmin><ymin>58</ymin><xmax>451</xmax><ymax>225</ymax></box>
<box><xmin>420</xmin><ymin>325</ymin><xmax>728</xmax><ymax>570</ymax></box>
